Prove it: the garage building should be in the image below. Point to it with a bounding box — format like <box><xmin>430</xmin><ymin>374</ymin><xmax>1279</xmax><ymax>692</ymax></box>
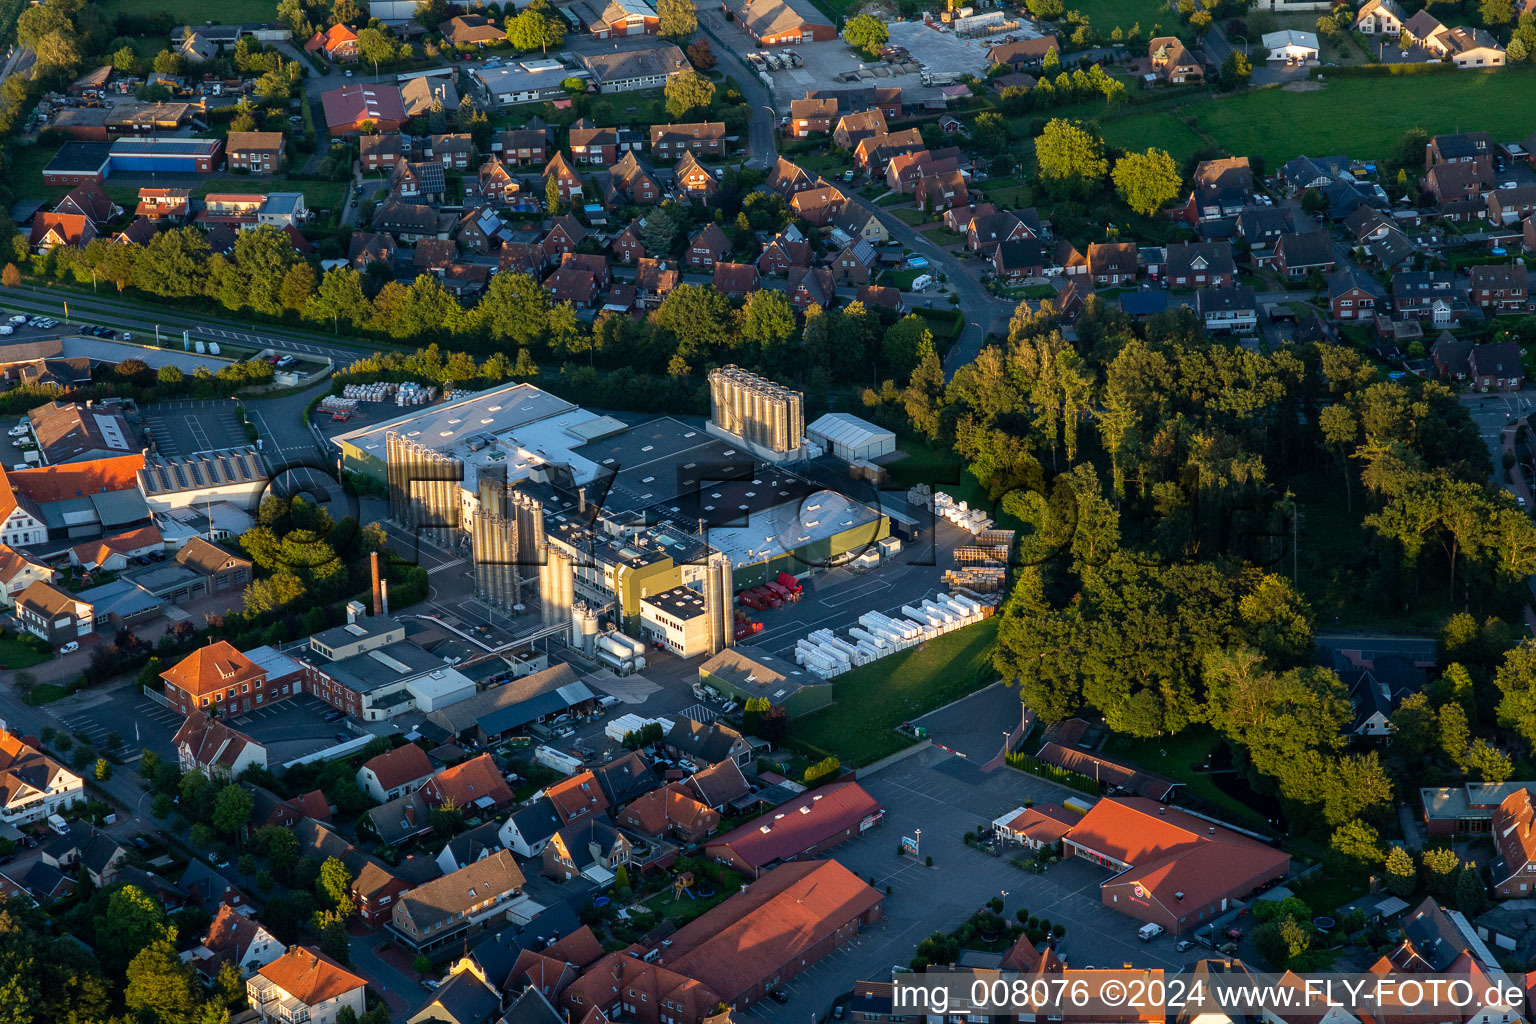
<box><xmin>109</xmin><ymin>136</ymin><xmax>223</xmax><ymax>173</ymax></box>
<box><xmin>806</xmin><ymin>412</ymin><xmax>896</xmax><ymax>461</ymax></box>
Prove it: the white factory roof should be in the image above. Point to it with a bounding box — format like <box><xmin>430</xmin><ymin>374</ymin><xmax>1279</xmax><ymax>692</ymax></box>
<box><xmin>332</xmin><ymin>382</ymin><xmax>577</xmax><ymax>459</ymax></box>
<box><xmin>707</xmin><ymin>488</ymin><xmax>883</xmax><ymax>568</ymax></box>
<box><xmin>806</xmin><ymin>412</ymin><xmax>895</xmax><ymax>451</ymax></box>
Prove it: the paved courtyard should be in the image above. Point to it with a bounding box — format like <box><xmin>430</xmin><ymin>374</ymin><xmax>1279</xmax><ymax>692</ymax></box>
<box><xmin>143</xmin><ymin>398</ymin><xmax>249</xmax><ymax>458</ymax></box>
<box><xmin>743</xmin><ymin>749</ymin><xmax>1191</xmax><ymax>1020</ymax></box>
<box><xmin>915</xmin><ymin>682</ymin><xmax>1028</xmax><ymax>763</ymax></box>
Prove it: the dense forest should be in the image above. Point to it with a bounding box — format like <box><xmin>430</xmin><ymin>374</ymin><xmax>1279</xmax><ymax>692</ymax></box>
<box><xmin>862</xmin><ymin>299</ymin><xmax>1536</xmax><ymax>852</ymax></box>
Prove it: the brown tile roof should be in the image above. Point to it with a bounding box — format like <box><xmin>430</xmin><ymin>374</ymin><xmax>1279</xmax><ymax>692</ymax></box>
<box><xmin>362</xmin><ymin>744</ymin><xmax>435</xmax><ymax>793</ymax></box>
<box><xmin>8</xmin><ymin>454</ymin><xmax>143</xmax><ymax>504</ymax></box>
<box><xmin>1493</xmin><ymin>787</ymin><xmax>1535</xmax><ymax>887</ymax></box>
<box><xmin>712</xmin><ymin>261</ymin><xmax>759</xmax><ymax>294</ymax></box>
<box><xmin>619</xmin><ymin>786</ymin><xmax>717</xmax><ymax>835</ymax></box>
<box><xmin>395</xmin><ymin>850</ymin><xmax>524</xmax><ymax>934</ymax></box>
<box><xmin>173</xmin><ymin>713</ymin><xmax>262</xmax><ymax>771</ymax></box>
<box><xmin>257</xmin><ymin>946</ymin><xmax>367</xmax><ymax>1006</ymax></box>
<box><xmin>289</xmin><ymin>790</ymin><xmax>331</xmax><ymax>821</ymax></box>
<box><xmin>160</xmin><ymin>641</ymin><xmax>266</xmax><ymax>700</ymax></box>
<box><xmin>684</xmin><ymin>758</ymin><xmax>750</xmax><ymax>807</ymax></box>
<box><xmin>226</xmin><ymin>131</ymin><xmax>285</xmax><ymax>154</ymax></box>
<box><xmin>70</xmin><ymin>524</ymin><xmax>162</xmax><ymax>569</ymax></box>
<box><xmin>562</xmin><ymin>953</ymin><xmax>722</xmax><ymax>1023</ymax></box>
<box><xmin>790</xmin><ymin>97</ymin><xmax>837</xmax><ymax>121</ymax></box>
<box><xmin>0</xmin><ymin>543</ymin><xmax>49</xmax><ymax>586</ymax></box>
<box><xmin>421</xmin><ymin>753</ymin><xmax>514</xmax><ymax>810</ymax></box>
<box><xmin>16</xmin><ymin>580</ymin><xmax>89</xmax><ymax>618</ymax></box>
<box><xmin>664</xmin><ymin>859</ymin><xmax>883</xmax><ymax>1004</ymax></box>
<box><xmin>545</xmin><ymin>770</ymin><xmax>610</xmax><ymax>823</ymax></box>
<box><xmin>174</xmin><ymin>537</ymin><xmax>249</xmax><ymax>576</ymax></box>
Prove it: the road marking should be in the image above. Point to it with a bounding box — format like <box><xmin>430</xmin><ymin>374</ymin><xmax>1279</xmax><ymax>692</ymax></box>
<box><xmin>426</xmin><ymin>558</ymin><xmax>468</xmax><ymax>575</ymax></box>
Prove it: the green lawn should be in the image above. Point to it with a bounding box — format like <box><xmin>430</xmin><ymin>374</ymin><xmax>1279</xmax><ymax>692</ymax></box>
<box><xmin>1101</xmin><ymin>727</ymin><xmax>1275</xmax><ymax>832</ymax></box>
<box><xmin>924</xmin><ymin>226</ymin><xmax>965</xmax><ymax>246</ymax></box>
<box><xmin>96</xmin><ymin>0</ymin><xmax>276</xmax><ymax>23</ymax></box>
<box><xmin>27</xmin><ymin>684</ymin><xmax>71</xmax><ymax>705</ymax></box>
<box><xmin>0</xmin><ymin>632</ymin><xmax>51</xmax><ymax>670</ymax></box>
<box><xmin>1190</xmin><ymin>73</ymin><xmax>1536</xmax><ymax>165</ymax></box>
<box><xmin>1100</xmin><ymin>111</ymin><xmax>1209</xmax><ymax>164</ymax></box>
<box><xmin>787</xmin><ymin>616</ymin><xmax>1002</xmax><ymax>766</ymax></box>
<box><xmin>1060</xmin><ymin>0</ymin><xmax>1173</xmax><ymax>38</ymax></box>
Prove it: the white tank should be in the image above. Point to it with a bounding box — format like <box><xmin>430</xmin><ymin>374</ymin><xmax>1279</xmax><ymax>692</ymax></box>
<box><xmin>571</xmin><ymin>601</ymin><xmax>599</xmax><ymax>655</ymax></box>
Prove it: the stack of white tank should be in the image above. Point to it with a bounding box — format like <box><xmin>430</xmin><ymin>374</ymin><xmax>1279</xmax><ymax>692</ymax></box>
<box><xmin>793</xmin><ymin>592</ymin><xmax>991</xmax><ymax>679</ymax></box>
<box><xmin>593</xmin><ymin>631</ymin><xmax>649</xmax><ymax>676</ymax></box>
<box><xmin>604</xmin><ymin>714</ymin><xmax>675</xmax><ymax>744</ymax></box>
<box><xmin>933</xmin><ymin>491</ymin><xmax>994</xmax><ymax>535</ymax></box>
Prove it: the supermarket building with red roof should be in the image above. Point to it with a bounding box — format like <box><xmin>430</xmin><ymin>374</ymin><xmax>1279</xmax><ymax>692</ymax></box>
<box><xmin>1063</xmin><ymin>797</ymin><xmax>1291</xmax><ymax>934</ymax></box>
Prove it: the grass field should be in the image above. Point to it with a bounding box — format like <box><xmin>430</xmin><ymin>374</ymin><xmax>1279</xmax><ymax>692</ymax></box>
<box><xmin>192</xmin><ymin>177</ymin><xmax>350</xmax><ymax>211</ymax></box>
<box><xmin>0</xmin><ymin>632</ymin><xmax>50</xmax><ymax>670</ymax></box>
<box><xmin>1101</xmin><ymin>726</ymin><xmax>1273</xmax><ymax>831</ymax></box>
<box><xmin>1062</xmin><ymin>0</ymin><xmax>1173</xmax><ymax>37</ymax></box>
<box><xmin>787</xmin><ymin>616</ymin><xmax>1001</xmax><ymax>766</ymax></box>
<box><xmin>1099</xmin><ymin>110</ymin><xmax>1209</xmax><ymax>164</ymax></box>
<box><xmin>96</xmin><ymin>0</ymin><xmax>276</xmax><ymax>24</ymax></box>
<box><xmin>1189</xmin><ymin>73</ymin><xmax>1536</xmax><ymax>165</ymax></box>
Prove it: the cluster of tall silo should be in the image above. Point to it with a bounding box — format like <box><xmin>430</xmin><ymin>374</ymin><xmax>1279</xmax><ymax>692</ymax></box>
<box><xmin>472</xmin><ymin>466</ymin><xmax>548</xmax><ymax>610</ymax></box>
<box><xmin>703</xmin><ymin>550</ymin><xmax>734</xmax><ymax>657</ymax></box>
<box><xmin>570</xmin><ymin>600</ymin><xmax>599</xmax><ymax>655</ymax></box>
<box><xmin>539</xmin><ymin>545</ymin><xmax>575</xmax><ymax>627</ymax></box>
<box><xmin>708</xmin><ymin>366</ymin><xmax>804</xmax><ymax>457</ymax></box>
<box><xmin>386</xmin><ymin>431</ymin><xmax>465</xmax><ymax>542</ymax></box>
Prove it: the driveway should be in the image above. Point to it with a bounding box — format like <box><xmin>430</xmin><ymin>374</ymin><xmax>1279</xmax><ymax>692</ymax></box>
<box><xmin>700</xmin><ymin>9</ymin><xmax>779</xmax><ymax>168</ymax></box>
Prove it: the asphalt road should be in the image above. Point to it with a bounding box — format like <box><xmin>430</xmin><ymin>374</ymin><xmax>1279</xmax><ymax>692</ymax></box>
<box><xmin>0</xmin><ymin>285</ymin><xmax>376</xmax><ymax>363</ymax></box>
<box><xmin>699</xmin><ymin>9</ymin><xmax>780</xmax><ymax>169</ymax></box>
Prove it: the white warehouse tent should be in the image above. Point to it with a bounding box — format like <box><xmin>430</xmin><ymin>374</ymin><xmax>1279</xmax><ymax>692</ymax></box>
<box><xmin>806</xmin><ymin>412</ymin><xmax>896</xmax><ymax>461</ymax></box>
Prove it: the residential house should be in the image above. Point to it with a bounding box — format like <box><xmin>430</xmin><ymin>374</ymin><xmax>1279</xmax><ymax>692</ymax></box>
<box><xmin>357</xmin><ymin>744</ymin><xmax>435</xmax><ymax>803</ymax></box>
<box><xmin>709</xmin><ymin>261</ymin><xmax>759</xmax><ymax>299</ymax></box>
<box><xmin>399</xmin><ymin>75</ymin><xmax>458</xmax><ymax>119</ymax></box>
<box><xmin>673</xmin><ymin>152</ymin><xmax>719</xmax><ymax>200</ymax></box>
<box><xmin>830</xmin><ymin>207</ymin><xmax>888</xmax><ymax>247</ymax></box>
<box><xmin>832</xmin><ymin>109</ymin><xmax>887</xmax><ymax>151</ymax></box>
<box><xmin>1177</xmin><ymin>156</ymin><xmax>1252</xmax><ymax>224</ymax></box>
<box><xmin>1426</xmin><ymin>162</ymin><xmax>1486</xmax><ymax>205</ymax></box>
<box><xmin>305</xmin><ymin>23</ymin><xmax>359</xmax><ymax>61</ymax></box>
<box><xmin>852</xmin><ymin>128</ymin><xmax>924</xmax><ymax>174</ymax></box>
<box><xmin>390</xmin><ymin>850</ymin><xmax>526</xmax><ymax>953</ymax></box>
<box><xmin>414</xmin><ymin>237</ymin><xmax>459</xmax><ymax>275</ymax></box>
<box><xmin>160</xmin><ymin>640</ymin><xmax>302</xmax><ymax>717</ymax></box>
<box><xmin>681</xmin><ymin>758</ymin><xmax>751</xmax><ymax>811</ymax></box>
<box><xmin>543</xmin><ymin>153</ymin><xmax>585</xmax><ymax>202</ymax></box>
<box><xmin>635</xmin><ymin>257</ymin><xmax>679</xmax><ymax>307</ymax></box>
<box><xmin>568</xmin><ymin>119</ymin><xmax>618</xmax><ymax>165</ymax></box>
<box><xmin>347</xmin><ymin>231</ymin><xmax>396</xmax><ymax>271</ymax></box>
<box><xmin>420</xmin><ymin>753</ymin><xmax>514</xmax><ymax>814</ymax></box>
<box><xmin>1260</xmin><ymin>230</ymin><xmax>1336</xmax><ymax>278</ymax></box>
<box><xmin>618</xmin><ymin>786</ymin><xmax>719</xmax><ymax>844</ymax></box>
<box><xmin>1087</xmin><ymin>241</ymin><xmax>1136</xmax><ymax>285</ymax></box>
<box><xmin>827</xmin><ymin>238</ymin><xmax>878</xmax><ymax>285</ymax></box>
<box><xmin>1442</xmin><ymin>26</ymin><xmax>1505</xmax><ymax>67</ymax></box>
<box><xmin>545</xmin><ymin>769</ymin><xmax>610</xmax><ymax>825</ymax></box>
<box><xmin>429</xmin><ymin>133</ymin><xmax>476</xmax><ymax>170</ymax></box>
<box><xmin>1402</xmin><ymin>8</ymin><xmax>1450</xmax><ymax>51</ymax></box>
<box><xmin>542</xmin><ymin>820</ymin><xmax>632</xmax><ymax>882</ymax></box>
<box><xmin>913</xmin><ymin>169</ymin><xmax>967</xmax><ymax>212</ymax></box>
<box><xmin>360</xmin><ymin>133</ymin><xmax>405</xmax><ymax>173</ymax></box>
<box><xmin>1470</xmin><ymin>264</ymin><xmax>1528</xmax><ymax>311</ymax></box>
<box><xmin>767</xmin><ymin>155</ymin><xmax>817</xmax><ymax>196</ymax></box>
<box><xmin>1426</xmin><ymin>132</ymin><xmax>1494</xmax><ymax>180</ymax></box>
<box><xmin>0</xmin><ymin>545</ymin><xmax>54</xmax><ymax>610</ymax></box>
<box><xmin>1491</xmin><ymin>788</ymin><xmax>1535</xmax><ymax>898</ymax></box>
<box><xmin>292</xmin><ymin>819</ymin><xmax>414</xmax><ymax>926</ymax></box>
<box><xmin>1431</xmin><ymin>333</ymin><xmax>1474</xmax><ymax>381</ymax></box>
<box><xmin>191</xmin><ymin>903</ymin><xmax>283</xmax><ymax>979</ymax></box>
<box><xmin>1057</xmin><ymin>276</ymin><xmax>1095</xmax><ymax>321</ymax></box>
<box><xmin>497</xmin><ymin>128</ymin><xmax>549</xmax><ymax>165</ymax></box>
<box><xmin>610</xmin><ymin>221</ymin><xmax>647</xmax><ymax>263</ymax></box>
<box><xmin>590</xmin><ymin>750</ymin><xmax>658</xmax><ymax>808</ymax></box>
<box><xmin>226</xmin><ymin>131</ymin><xmax>285</xmax><ymax>174</ymax></box>
<box><xmin>1489</xmin><ymin>186</ymin><xmax>1536</xmax><ymax>226</ymax></box>
<box><xmin>135</xmin><ymin>187</ymin><xmax>192</xmax><ymax>223</ymax></box>
<box><xmin>54</xmin><ymin>182</ymin><xmax>118</xmax><ymax>226</ymax></box>
<box><xmin>15</xmin><ymin>581</ymin><xmax>93</xmax><ymax>646</ymax></box>
<box><xmin>174</xmin><ymin>713</ymin><xmax>267</xmax><ymax>780</ymax></box>
<box><xmin>499</xmin><ymin>241</ymin><xmax>543</xmax><ymax>277</ymax></box>
<box><xmin>608</xmin><ymin>152</ymin><xmax>661</xmax><ymax>206</ymax></box>
<box><xmin>650</xmin><ymin>121</ymin><xmax>727</xmax><ymax>159</ymax></box>
<box><xmin>1195</xmin><ymin>284</ymin><xmax>1258</xmax><ymax>333</ymax></box>
<box><xmin>0</xmin><ymin>729</ymin><xmax>84</xmax><ymax>827</ymax></box>
<box><xmin>391</xmin><ymin>161</ymin><xmax>446</xmax><ymax>204</ymax></box>
<box><xmin>758</xmin><ymin>231</ymin><xmax>812</xmax><ymax>276</ymax></box>
<box><xmin>788</xmin><ymin>97</ymin><xmax>837</xmax><ymax>137</ymax></box>
<box><xmin>1469</xmin><ymin>342</ymin><xmax>1525</xmax><ymax>390</ymax></box>
<box><xmin>248</xmin><ymin>947</ymin><xmax>367</xmax><ymax>1024</ymax></box>
<box><xmin>786</xmin><ymin>266</ymin><xmax>836</xmax><ymax>311</ymax></box>
<box><xmin>41</xmin><ymin>824</ymin><xmax>128</xmax><ymax>887</ymax></box>
<box><xmin>993</xmin><ymin>239</ymin><xmax>1047</xmax><ymax>282</ymax></box>
<box><xmin>1396</xmin><ymin>270</ymin><xmax>1457</xmax><ymax>318</ymax></box>
<box><xmin>1164</xmin><ymin>241</ymin><xmax>1237</xmax><ymax>289</ymax></box>
<box><xmin>1148</xmin><ymin>36</ymin><xmax>1203</xmax><ymax>83</ymax></box>
<box><xmin>857</xmin><ymin>284</ymin><xmax>903</xmax><ymax>312</ymax></box>
<box><xmin>1053</xmin><ymin>239</ymin><xmax>1088</xmax><ymax>278</ymax></box>
<box><xmin>29</xmin><ymin>213</ymin><xmax>95</xmax><ymax>253</ymax></box>
<box><xmin>1356</xmin><ymin>0</ymin><xmax>1406</xmax><ymax>34</ymax></box>
<box><xmin>498</xmin><ymin>797</ymin><xmax>563</xmax><ymax>857</ymax></box>
<box><xmin>444</xmin><ymin>14</ymin><xmax>507</xmax><ymax>46</ymax></box>
<box><xmin>1328</xmin><ymin>266</ymin><xmax>1384</xmax><ymax>321</ymax></box>
<box><xmin>790</xmin><ymin>183</ymin><xmax>847</xmax><ymax>227</ymax></box>
<box><xmin>704</xmin><ymin>780</ymin><xmax>883</xmax><ymax>877</ymax></box>
<box><xmin>542</xmin><ymin>214</ymin><xmax>589</xmax><ymax>262</ymax></box>
<box><xmin>967</xmin><ymin>210</ymin><xmax>1029</xmax><ymax>254</ymax></box>
<box><xmin>472</xmin><ymin>159</ymin><xmax>518</xmax><ymax>206</ymax></box>
<box><xmin>545</xmin><ymin>260</ymin><xmax>604</xmax><ymax>307</ymax></box>
<box><xmin>457</xmin><ymin>206</ymin><xmax>512</xmax><ymax>255</ymax></box>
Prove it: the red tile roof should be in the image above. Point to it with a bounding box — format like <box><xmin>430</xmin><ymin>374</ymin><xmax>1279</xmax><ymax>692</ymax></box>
<box><xmin>8</xmin><ymin>454</ymin><xmax>144</xmax><ymax>504</ymax></box>
<box><xmin>160</xmin><ymin>641</ymin><xmax>266</xmax><ymax>700</ymax></box>
<box><xmin>361</xmin><ymin>744</ymin><xmax>434</xmax><ymax>794</ymax></box>
<box><xmin>545</xmin><ymin>770</ymin><xmax>610</xmax><ymax>824</ymax></box>
<box><xmin>257</xmin><ymin>946</ymin><xmax>366</xmax><ymax>1005</ymax></box>
<box><xmin>420</xmin><ymin>753</ymin><xmax>513</xmax><ymax>811</ymax></box>
<box><xmin>706</xmin><ymin>780</ymin><xmax>882</xmax><ymax>870</ymax></box>
<box><xmin>664</xmin><ymin>859</ymin><xmax>882</xmax><ymax>1004</ymax></box>
<box><xmin>70</xmin><ymin>524</ymin><xmax>162</xmax><ymax>568</ymax></box>
<box><xmin>289</xmin><ymin>790</ymin><xmax>331</xmax><ymax>822</ymax></box>
<box><xmin>1493</xmin><ymin>787</ymin><xmax>1535</xmax><ymax>889</ymax></box>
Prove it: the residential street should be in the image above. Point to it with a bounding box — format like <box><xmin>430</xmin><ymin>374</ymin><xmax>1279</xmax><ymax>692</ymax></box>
<box><xmin>700</xmin><ymin>9</ymin><xmax>780</xmax><ymax>169</ymax></box>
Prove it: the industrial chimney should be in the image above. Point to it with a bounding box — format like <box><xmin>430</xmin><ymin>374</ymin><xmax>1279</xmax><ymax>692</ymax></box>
<box><xmin>371</xmin><ymin>551</ymin><xmax>383</xmax><ymax>617</ymax></box>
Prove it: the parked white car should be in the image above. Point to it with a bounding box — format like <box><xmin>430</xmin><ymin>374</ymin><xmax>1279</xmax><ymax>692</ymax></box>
<box><xmin>59</xmin><ymin>641</ymin><xmax>79</xmax><ymax>655</ymax></box>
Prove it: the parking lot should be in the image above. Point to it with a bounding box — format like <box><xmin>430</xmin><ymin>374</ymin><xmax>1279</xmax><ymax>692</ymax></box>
<box><xmin>142</xmin><ymin>398</ymin><xmax>249</xmax><ymax>458</ymax></box>
<box><xmin>915</xmin><ymin>681</ymin><xmax>1028</xmax><ymax>763</ymax></box>
<box><xmin>752</xmin><ymin>36</ymin><xmax>956</xmax><ymax>105</ymax></box>
<box><xmin>745</xmin><ymin>749</ymin><xmax>1193</xmax><ymax>1019</ymax></box>
<box><xmin>224</xmin><ymin>693</ymin><xmax>353</xmax><ymax>764</ymax></box>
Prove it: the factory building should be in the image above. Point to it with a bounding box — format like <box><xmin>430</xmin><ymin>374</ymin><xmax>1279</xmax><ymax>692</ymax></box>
<box><xmin>638</xmin><ymin>551</ymin><xmax>733</xmax><ymax>659</ymax></box>
<box><xmin>471</xmin><ymin>465</ymin><xmax>546</xmax><ymax>610</ymax></box>
<box><xmin>707</xmin><ymin>365</ymin><xmax>804</xmax><ymax>463</ymax></box>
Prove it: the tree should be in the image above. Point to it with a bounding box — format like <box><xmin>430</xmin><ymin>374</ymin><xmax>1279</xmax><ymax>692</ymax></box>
<box><xmin>357</xmin><ymin>27</ymin><xmax>397</xmax><ymax>71</ymax></box>
<box><xmin>844</xmin><ymin>13</ymin><xmax>890</xmax><ymax>58</ymax></box>
<box><xmin>1464</xmin><ymin>738</ymin><xmax>1514</xmax><ymax>783</ymax></box>
<box><xmin>97</xmin><ymin>884</ymin><xmax>170</xmax><ymax>974</ymax></box>
<box><xmin>1034</xmin><ymin>119</ymin><xmax>1107</xmax><ymax>198</ymax></box>
<box><xmin>506</xmin><ymin>1</ymin><xmax>566</xmax><ymax>54</ymax></box>
<box><xmin>1495</xmin><ymin>641</ymin><xmax>1536</xmax><ymax>754</ymax></box>
<box><xmin>545</xmin><ymin>172</ymin><xmax>562</xmax><ymax>215</ymax></box>
<box><xmin>318</xmin><ymin>856</ymin><xmax>355</xmax><ymax>916</ymax></box>
<box><xmin>664</xmin><ymin>69</ymin><xmax>715</xmax><ymax>118</ymax></box>
<box><xmin>1482</xmin><ymin>0</ymin><xmax>1513</xmax><ymax>24</ymax></box>
<box><xmin>1390</xmin><ymin>692</ymin><xmax>1435</xmax><ymax>760</ymax></box>
<box><xmin>1218</xmin><ymin>50</ymin><xmax>1251</xmax><ymax>90</ymax></box>
<box><xmin>1508</xmin><ymin>35</ymin><xmax>1528</xmax><ymax>61</ymax></box>
<box><xmin>1</xmin><ymin>263</ymin><xmax>18</xmax><ymax>287</ymax></box>
<box><xmin>687</xmin><ymin>37</ymin><xmax>717</xmax><ymax>69</ymax></box>
<box><xmin>94</xmin><ymin>757</ymin><xmax>111</xmax><ymax>781</ymax></box>
<box><xmin>657</xmin><ymin>0</ymin><xmax>698</xmax><ymax>39</ymax></box>
<box><xmin>739</xmin><ymin>288</ymin><xmax>797</xmax><ymax>352</ymax></box>
<box><xmin>970</xmin><ymin>112</ymin><xmax>1011</xmax><ymax>155</ymax></box>
<box><xmin>1111</xmin><ymin>148</ymin><xmax>1181</xmax><ymax>217</ymax></box>
<box><xmin>1328</xmin><ymin>819</ymin><xmax>1383</xmax><ymax>871</ymax></box>
<box><xmin>279</xmin><ymin>263</ymin><xmax>317</xmax><ymax>313</ymax></box>
<box><xmin>1385</xmin><ymin>846</ymin><xmax>1416</xmax><ymax>898</ymax></box>
<box><xmin>1422</xmin><ymin>847</ymin><xmax>1461</xmax><ymax>900</ymax></box>
<box><xmin>1438</xmin><ymin>702</ymin><xmax>1471</xmax><ymax>766</ymax></box>
<box><xmin>212</xmin><ymin>784</ymin><xmax>254</xmax><ymax>839</ymax></box>
<box><xmin>1455</xmin><ymin>867</ymin><xmax>1485</xmax><ymax>914</ymax></box>
<box><xmin>333</xmin><ymin>0</ymin><xmax>361</xmax><ymax>23</ymax></box>
<box><xmin>125</xmin><ymin>936</ymin><xmax>203</xmax><ymax>1024</ymax></box>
